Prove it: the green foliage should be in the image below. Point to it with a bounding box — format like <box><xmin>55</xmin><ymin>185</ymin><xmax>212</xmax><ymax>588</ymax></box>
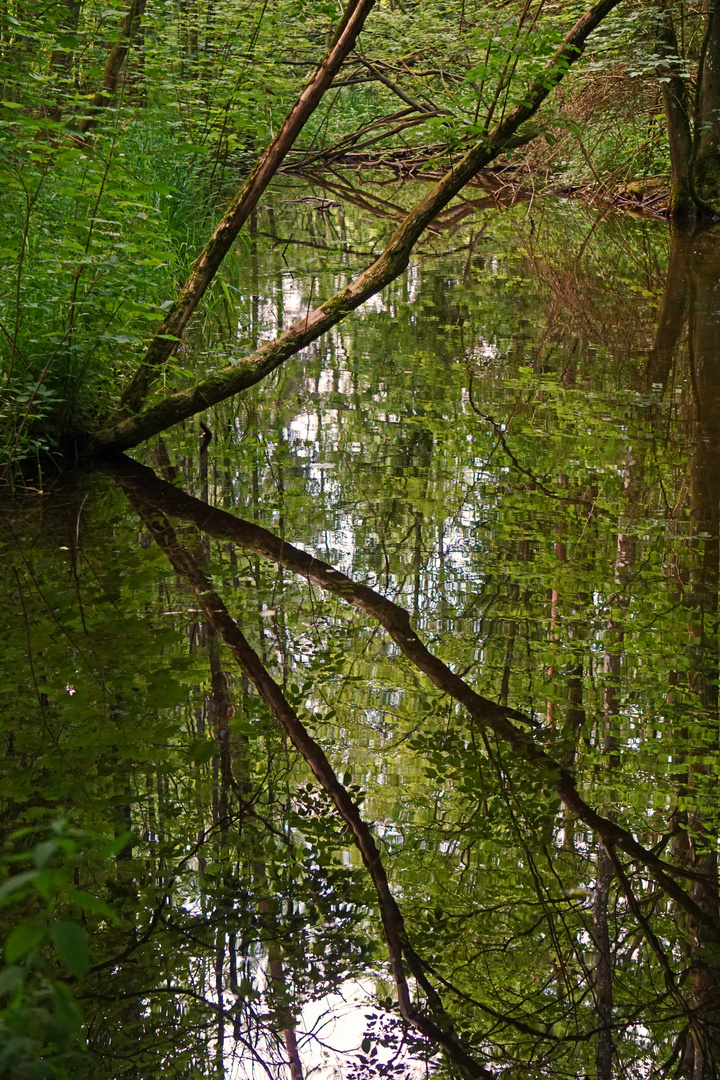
<box><xmin>0</xmin><ymin>820</ymin><xmax>116</xmax><ymax>1079</ymax></box>
<box><xmin>0</xmin><ymin>0</ymin><xmax>713</xmax><ymax>472</ymax></box>
<box><xmin>0</xmin><ymin>0</ymin><xmax>327</xmax><ymax>471</ymax></box>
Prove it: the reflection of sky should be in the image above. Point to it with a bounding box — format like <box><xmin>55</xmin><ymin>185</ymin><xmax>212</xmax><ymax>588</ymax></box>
<box><xmin>239</xmin><ymin>262</ymin><xmax>414</xmax><ymax>347</ymax></box>
<box><xmin>283</xmin><ymin>387</ymin><xmax>499</xmax><ymax>592</ymax></box>
<box><xmin>233</xmin><ymin>978</ymin><xmax>428</xmax><ymax>1079</ymax></box>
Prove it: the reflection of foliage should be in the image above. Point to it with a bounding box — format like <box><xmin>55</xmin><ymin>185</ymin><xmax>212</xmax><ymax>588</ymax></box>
<box><xmin>3</xmin><ymin>193</ymin><xmax>720</xmax><ymax>1075</ymax></box>
<box><xmin>1</xmin><ymin>501</ymin><xmax>378</xmax><ymax>1076</ymax></box>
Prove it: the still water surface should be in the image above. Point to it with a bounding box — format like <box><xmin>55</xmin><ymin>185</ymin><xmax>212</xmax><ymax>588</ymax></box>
<box><xmin>2</xmin><ymin>175</ymin><xmax>720</xmax><ymax>1079</ymax></box>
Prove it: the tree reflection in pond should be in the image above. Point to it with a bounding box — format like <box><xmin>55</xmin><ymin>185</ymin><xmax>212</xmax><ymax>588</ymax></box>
<box><xmin>2</xmin><ymin>188</ymin><xmax>720</xmax><ymax>1078</ymax></box>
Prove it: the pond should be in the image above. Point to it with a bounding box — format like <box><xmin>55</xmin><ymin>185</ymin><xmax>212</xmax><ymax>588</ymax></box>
<box><xmin>2</xmin><ymin>172</ymin><xmax>719</xmax><ymax>1079</ymax></box>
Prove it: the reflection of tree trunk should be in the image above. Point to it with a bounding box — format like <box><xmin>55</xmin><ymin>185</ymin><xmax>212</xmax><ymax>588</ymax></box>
<box><xmin>255</xmin><ymin>866</ymin><xmax>304</xmax><ymax>1080</ymax></box>
<box><xmin>593</xmin><ymin>841</ymin><xmax>613</xmax><ymax>1080</ymax></box>
<box><xmin>645</xmin><ymin>233</ymin><xmax>689</xmax><ymax>391</ymax></box>
<box><xmin>682</xmin><ymin>229</ymin><xmax>720</xmax><ymax>1078</ymax></box>
<box><xmin>649</xmin><ymin>231</ymin><xmax>694</xmax><ymax>1076</ymax></box>
<box><xmin>546</xmin><ymin>477</ymin><xmax>589</xmax><ymax>776</ymax></box>
<box><xmin>595</xmin><ymin>452</ymin><xmax>638</xmax><ymax>1080</ymax></box>
<box><xmin>214</xmin><ymin>928</ymin><xmax>226</xmax><ymax>1078</ymax></box>
<box><xmin>257</xmin><ymin>417</ymin><xmax>303</xmax><ymax>1079</ymax></box>
<box><xmin>500</xmin><ymin>538</ymin><xmax>529</xmax><ymax>709</ymax></box>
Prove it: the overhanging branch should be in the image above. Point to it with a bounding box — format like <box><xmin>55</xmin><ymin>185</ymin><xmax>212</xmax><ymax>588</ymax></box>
<box><xmin>92</xmin><ymin>0</ymin><xmax>626</xmax><ymax>453</ymax></box>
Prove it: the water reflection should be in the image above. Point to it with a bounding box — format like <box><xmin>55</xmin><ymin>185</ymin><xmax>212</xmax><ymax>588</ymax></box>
<box><xmin>3</xmin><ymin>191</ymin><xmax>720</xmax><ymax>1078</ymax></box>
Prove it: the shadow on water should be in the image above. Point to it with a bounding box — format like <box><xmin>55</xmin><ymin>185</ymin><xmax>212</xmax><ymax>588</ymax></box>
<box><xmin>2</xmin><ymin>191</ymin><xmax>720</xmax><ymax>1078</ymax></box>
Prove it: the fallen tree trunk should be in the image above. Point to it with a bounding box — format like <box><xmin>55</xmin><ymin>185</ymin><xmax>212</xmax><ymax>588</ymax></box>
<box><xmin>93</xmin><ymin>0</ymin><xmax>625</xmax><ymax>454</ymax></box>
<box><xmin>117</xmin><ymin>0</ymin><xmax>378</xmax><ymax>417</ymax></box>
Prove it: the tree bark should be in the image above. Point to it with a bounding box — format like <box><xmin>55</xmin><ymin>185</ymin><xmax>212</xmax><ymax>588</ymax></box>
<box><xmin>657</xmin><ymin>0</ymin><xmax>695</xmax><ymax>218</ymax></box>
<box><xmin>694</xmin><ymin>0</ymin><xmax>720</xmax><ymax>204</ymax></box>
<box><xmin>93</xmin><ymin>0</ymin><xmax>626</xmax><ymax>451</ymax></box>
<box><xmin>79</xmin><ymin>0</ymin><xmax>147</xmax><ymax>134</ymax></box>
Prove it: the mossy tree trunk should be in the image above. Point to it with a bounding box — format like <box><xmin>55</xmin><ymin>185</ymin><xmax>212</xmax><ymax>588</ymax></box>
<box><xmin>116</xmin><ymin>0</ymin><xmax>378</xmax><ymax>418</ymax></box>
<box><xmin>92</xmin><ymin>0</ymin><xmax>627</xmax><ymax>455</ymax></box>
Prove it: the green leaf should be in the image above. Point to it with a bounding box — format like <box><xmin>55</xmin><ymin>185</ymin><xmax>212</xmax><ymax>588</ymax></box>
<box><xmin>0</xmin><ymin>965</ymin><xmax>24</xmax><ymax>996</ymax></box>
<box><xmin>189</xmin><ymin>739</ymin><xmax>216</xmax><ymax>764</ymax></box>
<box><xmin>33</xmin><ymin>840</ymin><xmax>59</xmax><ymax>869</ymax></box>
<box><xmin>50</xmin><ymin>920</ymin><xmax>89</xmax><ymax>978</ymax></box>
<box><xmin>99</xmin><ymin>832</ymin><xmax>133</xmax><ymax>858</ymax></box>
<box><xmin>5</xmin><ymin>923</ymin><xmax>44</xmax><ymax>963</ymax></box>
<box><xmin>0</xmin><ymin>870</ymin><xmax>38</xmax><ymax>905</ymax></box>
<box><xmin>69</xmin><ymin>890</ymin><xmax>117</xmax><ymax>921</ymax></box>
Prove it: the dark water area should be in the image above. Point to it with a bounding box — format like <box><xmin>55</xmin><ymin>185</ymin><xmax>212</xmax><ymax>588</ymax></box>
<box><xmin>2</xmin><ymin>174</ymin><xmax>720</xmax><ymax>1079</ymax></box>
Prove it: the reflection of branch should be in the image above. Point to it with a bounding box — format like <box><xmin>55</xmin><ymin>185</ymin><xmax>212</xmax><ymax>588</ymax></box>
<box><xmin>606</xmin><ymin>847</ymin><xmax>696</xmax><ymax>1039</ymax></box>
<box><xmin>85</xmin><ymin>987</ymin><xmax>279</xmax><ymax>1079</ymax></box>
<box><xmin>467</xmin><ymin>375</ymin><xmax>614</xmax><ymax>520</ymax></box>
<box><xmin>108</xmin><ymin>459</ymin><xmax>719</xmax><ymax>940</ymax></box>
<box><xmin>125</xmin><ymin>483</ymin><xmax>496</xmax><ymax>1080</ymax></box>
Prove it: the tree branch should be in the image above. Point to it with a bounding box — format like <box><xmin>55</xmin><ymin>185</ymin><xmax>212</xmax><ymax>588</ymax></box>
<box><xmin>92</xmin><ymin>0</ymin><xmax>626</xmax><ymax>453</ymax></box>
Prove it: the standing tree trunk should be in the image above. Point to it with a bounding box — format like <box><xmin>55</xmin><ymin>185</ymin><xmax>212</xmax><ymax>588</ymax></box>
<box><xmin>79</xmin><ymin>0</ymin><xmax>147</xmax><ymax>133</ymax></box>
<box><xmin>657</xmin><ymin>0</ymin><xmax>695</xmax><ymax>218</ymax></box>
<box><xmin>43</xmin><ymin>0</ymin><xmax>81</xmax><ymax>123</ymax></box>
<box><xmin>694</xmin><ymin>1</ymin><xmax>720</xmax><ymax>204</ymax></box>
